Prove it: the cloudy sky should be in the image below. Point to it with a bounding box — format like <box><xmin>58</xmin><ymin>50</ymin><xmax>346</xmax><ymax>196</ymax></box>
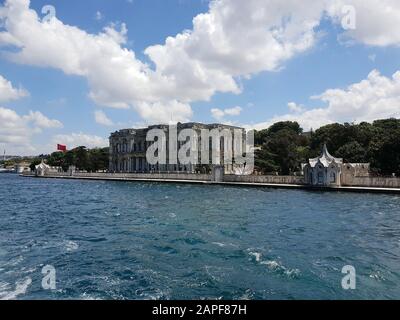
<box><xmin>0</xmin><ymin>0</ymin><xmax>399</xmax><ymax>155</ymax></box>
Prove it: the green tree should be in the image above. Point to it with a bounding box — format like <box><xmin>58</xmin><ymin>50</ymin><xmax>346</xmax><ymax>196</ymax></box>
<box><xmin>255</xmin><ymin>121</ymin><xmax>309</xmax><ymax>175</ymax></box>
<box><xmin>74</xmin><ymin>146</ymin><xmax>90</xmax><ymax>171</ymax></box>
<box><xmin>336</xmin><ymin>141</ymin><xmax>366</xmax><ymax>163</ymax></box>
<box><xmin>47</xmin><ymin>152</ymin><xmax>66</xmax><ymax>168</ymax></box>
<box><xmin>29</xmin><ymin>159</ymin><xmax>42</xmax><ymax>171</ymax></box>
<box><xmin>88</xmin><ymin>148</ymin><xmax>109</xmax><ymax>172</ymax></box>
<box><xmin>368</xmin><ymin>119</ymin><xmax>400</xmax><ymax>175</ymax></box>
<box><xmin>255</xmin><ymin>148</ymin><xmax>279</xmax><ymax>173</ymax></box>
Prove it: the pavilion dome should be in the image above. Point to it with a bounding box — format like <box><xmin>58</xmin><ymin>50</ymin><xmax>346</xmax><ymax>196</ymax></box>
<box><xmin>308</xmin><ymin>144</ymin><xmax>343</xmax><ymax>168</ymax></box>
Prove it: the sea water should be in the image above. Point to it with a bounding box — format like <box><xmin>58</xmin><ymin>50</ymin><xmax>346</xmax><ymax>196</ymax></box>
<box><xmin>0</xmin><ymin>174</ymin><xmax>399</xmax><ymax>300</ymax></box>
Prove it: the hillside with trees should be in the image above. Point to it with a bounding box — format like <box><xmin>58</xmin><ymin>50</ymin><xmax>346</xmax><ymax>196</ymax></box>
<box><xmin>255</xmin><ymin>118</ymin><xmax>400</xmax><ymax>176</ymax></box>
<box><xmin>27</xmin><ymin>118</ymin><xmax>400</xmax><ymax>176</ymax></box>
<box><xmin>29</xmin><ymin>147</ymin><xmax>109</xmax><ymax>172</ymax></box>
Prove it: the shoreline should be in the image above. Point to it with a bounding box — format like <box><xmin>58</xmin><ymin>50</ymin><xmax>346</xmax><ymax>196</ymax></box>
<box><xmin>20</xmin><ymin>173</ymin><xmax>400</xmax><ymax>194</ymax></box>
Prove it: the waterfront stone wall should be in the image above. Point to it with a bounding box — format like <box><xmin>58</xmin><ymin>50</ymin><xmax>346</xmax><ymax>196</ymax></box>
<box><xmin>224</xmin><ymin>174</ymin><xmax>305</xmax><ymax>185</ymax></box>
<box><xmin>341</xmin><ymin>175</ymin><xmax>400</xmax><ymax>188</ymax></box>
<box><xmin>24</xmin><ymin>171</ymin><xmax>304</xmax><ymax>185</ymax></box>
<box><xmin>74</xmin><ymin>172</ymin><xmax>212</xmax><ymax>181</ymax></box>
<box><xmin>22</xmin><ymin>171</ymin><xmax>400</xmax><ymax>189</ymax></box>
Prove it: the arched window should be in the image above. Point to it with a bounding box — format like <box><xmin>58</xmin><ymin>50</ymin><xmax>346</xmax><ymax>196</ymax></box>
<box><xmin>330</xmin><ymin>172</ymin><xmax>336</xmax><ymax>183</ymax></box>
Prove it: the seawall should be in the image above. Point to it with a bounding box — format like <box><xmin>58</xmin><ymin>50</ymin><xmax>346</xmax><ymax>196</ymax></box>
<box><xmin>21</xmin><ymin>172</ymin><xmax>400</xmax><ymax>194</ymax></box>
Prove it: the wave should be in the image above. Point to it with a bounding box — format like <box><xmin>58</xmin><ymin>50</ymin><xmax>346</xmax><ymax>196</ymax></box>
<box><xmin>65</xmin><ymin>240</ymin><xmax>79</xmax><ymax>252</ymax></box>
<box><xmin>211</xmin><ymin>242</ymin><xmax>239</xmax><ymax>248</ymax></box>
<box><xmin>3</xmin><ymin>256</ymin><xmax>24</xmax><ymax>267</ymax></box>
<box><xmin>248</xmin><ymin>250</ymin><xmax>300</xmax><ymax>279</ymax></box>
<box><xmin>0</xmin><ymin>277</ymin><xmax>32</xmax><ymax>300</ymax></box>
<box><xmin>248</xmin><ymin>251</ymin><xmax>262</xmax><ymax>262</ymax></box>
<box><xmin>80</xmin><ymin>292</ymin><xmax>103</xmax><ymax>300</ymax></box>
<box><xmin>212</xmin><ymin>242</ymin><xmax>227</xmax><ymax>248</ymax></box>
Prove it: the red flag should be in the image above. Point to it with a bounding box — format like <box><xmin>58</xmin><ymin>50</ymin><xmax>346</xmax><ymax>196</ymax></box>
<box><xmin>57</xmin><ymin>144</ymin><xmax>67</xmax><ymax>152</ymax></box>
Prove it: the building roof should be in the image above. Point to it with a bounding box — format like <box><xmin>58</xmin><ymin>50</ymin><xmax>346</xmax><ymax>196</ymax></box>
<box><xmin>308</xmin><ymin>144</ymin><xmax>343</xmax><ymax>168</ymax></box>
<box><xmin>110</xmin><ymin>122</ymin><xmax>245</xmax><ymax>138</ymax></box>
<box><xmin>35</xmin><ymin>162</ymin><xmax>50</xmax><ymax>170</ymax></box>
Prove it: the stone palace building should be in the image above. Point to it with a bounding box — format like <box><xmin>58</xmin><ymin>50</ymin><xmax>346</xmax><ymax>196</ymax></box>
<box><xmin>303</xmin><ymin>144</ymin><xmax>370</xmax><ymax>187</ymax></box>
<box><xmin>109</xmin><ymin>122</ymin><xmax>246</xmax><ymax>174</ymax></box>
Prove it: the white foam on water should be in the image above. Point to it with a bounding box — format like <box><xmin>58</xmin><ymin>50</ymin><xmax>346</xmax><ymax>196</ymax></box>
<box><xmin>248</xmin><ymin>251</ymin><xmax>301</xmax><ymax>279</ymax></box>
<box><xmin>138</xmin><ymin>288</ymin><xmax>167</xmax><ymax>300</ymax></box>
<box><xmin>205</xmin><ymin>265</ymin><xmax>225</xmax><ymax>282</ymax></box>
<box><xmin>4</xmin><ymin>256</ymin><xmax>24</xmax><ymax>267</ymax></box>
<box><xmin>261</xmin><ymin>260</ymin><xmax>280</xmax><ymax>269</ymax></box>
<box><xmin>80</xmin><ymin>292</ymin><xmax>103</xmax><ymax>300</ymax></box>
<box><xmin>65</xmin><ymin>240</ymin><xmax>79</xmax><ymax>252</ymax></box>
<box><xmin>0</xmin><ymin>281</ymin><xmax>10</xmax><ymax>296</ymax></box>
<box><xmin>283</xmin><ymin>268</ymin><xmax>301</xmax><ymax>278</ymax></box>
<box><xmin>20</xmin><ymin>266</ymin><xmax>37</xmax><ymax>274</ymax></box>
<box><xmin>212</xmin><ymin>242</ymin><xmax>226</xmax><ymax>248</ymax></box>
<box><xmin>248</xmin><ymin>251</ymin><xmax>262</xmax><ymax>262</ymax></box>
<box><xmin>0</xmin><ymin>277</ymin><xmax>32</xmax><ymax>300</ymax></box>
<box><xmin>238</xmin><ymin>289</ymin><xmax>254</xmax><ymax>300</ymax></box>
<box><xmin>369</xmin><ymin>272</ymin><xmax>386</xmax><ymax>281</ymax></box>
<box><xmin>261</xmin><ymin>260</ymin><xmax>301</xmax><ymax>278</ymax></box>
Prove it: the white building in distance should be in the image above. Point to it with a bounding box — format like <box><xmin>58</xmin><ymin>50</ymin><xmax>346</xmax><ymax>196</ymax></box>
<box><xmin>303</xmin><ymin>144</ymin><xmax>370</xmax><ymax>187</ymax></box>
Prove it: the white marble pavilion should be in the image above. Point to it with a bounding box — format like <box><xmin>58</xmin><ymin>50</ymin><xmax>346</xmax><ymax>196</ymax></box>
<box><xmin>303</xmin><ymin>144</ymin><xmax>342</xmax><ymax>186</ymax></box>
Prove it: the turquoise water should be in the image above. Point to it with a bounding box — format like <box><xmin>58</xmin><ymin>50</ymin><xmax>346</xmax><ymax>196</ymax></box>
<box><xmin>0</xmin><ymin>173</ymin><xmax>399</xmax><ymax>300</ymax></box>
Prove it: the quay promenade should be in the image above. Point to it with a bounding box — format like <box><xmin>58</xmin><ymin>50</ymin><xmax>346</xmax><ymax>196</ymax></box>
<box><xmin>21</xmin><ymin>171</ymin><xmax>400</xmax><ymax>194</ymax></box>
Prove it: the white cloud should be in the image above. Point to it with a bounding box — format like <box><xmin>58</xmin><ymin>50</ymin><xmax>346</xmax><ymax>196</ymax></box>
<box><xmin>250</xmin><ymin>69</ymin><xmax>400</xmax><ymax>131</ymax></box>
<box><xmin>0</xmin><ymin>107</ymin><xmax>29</xmax><ymax>144</ymax></box>
<box><xmin>95</xmin><ymin>11</ymin><xmax>103</xmax><ymax>21</ymax></box>
<box><xmin>326</xmin><ymin>0</ymin><xmax>400</xmax><ymax>47</ymax></box>
<box><xmin>224</xmin><ymin>106</ymin><xmax>242</xmax><ymax>116</ymax></box>
<box><xmin>0</xmin><ymin>106</ymin><xmax>63</xmax><ymax>153</ymax></box>
<box><xmin>0</xmin><ymin>0</ymin><xmax>399</xmax><ymax>126</ymax></box>
<box><xmin>210</xmin><ymin>108</ymin><xmax>225</xmax><ymax>120</ymax></box>
<box><xmin>0</xmin><ymin>0</ymin><xmax>193</xmax><ymax>123</ymax></box>
<box><xmin>135</xmin><ymin>100</ymin><xmax>192</xmax><ymax>124</ymax></box>
<box><xmin>0</xmin><ymin>74</ymin><xmax>28</xmax><ymax>103</ymax></box>
<box><xmin>248</xmin><ymin>108</ymin><xmax>331</xmax><ymax>132</ymax></box>
<box><xmin>94</xmin><ymin>110</ymin><xmax>114</xmax><ymax>126</ymax></box>
<box><xmin>52</xmin><ymin>132</ymin><xmax>108</xmax><ymax>149</ymax></box>
<box><xmin>287</xmin><ymin>102</ymin><xmax>304</xmax><ymax>113</ymax></box>
<box><xmin>24</xmin><ymin>110</ymin><xmax>63</xmax><ymax>128</ymax></box>
<box><xmin>211</xmin><ymin>106</ymin><xmax>242</xmax><ymax>120</ymax></box>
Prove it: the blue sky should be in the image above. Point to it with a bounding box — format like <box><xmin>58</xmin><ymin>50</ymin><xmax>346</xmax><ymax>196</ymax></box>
<box><xmin>0</xmin><ymin>0</ymin><xmax>400</xmax><ymax>155</ymax></box>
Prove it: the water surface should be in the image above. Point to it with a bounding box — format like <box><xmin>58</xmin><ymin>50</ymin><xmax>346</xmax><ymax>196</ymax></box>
<box><xmin>0</xmin><ymin>174</ymin><xmax>399</xmax><ymax>300</ymax></box>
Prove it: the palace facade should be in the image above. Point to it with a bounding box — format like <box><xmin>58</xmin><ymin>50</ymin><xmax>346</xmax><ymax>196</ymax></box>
<box><xmin>109</xmin><ymin>122</ymin><xmax>246</xmax><ymax>174</ymax></box>
<box><xmin>303</xmin><ymin>144</ymin><xmax>370</xmax><ymax>187</ymax></box>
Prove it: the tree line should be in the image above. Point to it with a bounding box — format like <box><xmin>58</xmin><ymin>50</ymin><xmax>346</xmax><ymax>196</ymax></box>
<box><xmin>28</xmin><ymin>118</ymin><xmax>400</xmax><ymax>176</ymax></box>
<box><xmin>30</xmin><ymin>147</ymin><xmax>109</xmax><ymax>172</ymax></box>
<box><xmin>254</xmin><ymin>118</ymin><xmax>400</xmax><ymax>176</ymax></box>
